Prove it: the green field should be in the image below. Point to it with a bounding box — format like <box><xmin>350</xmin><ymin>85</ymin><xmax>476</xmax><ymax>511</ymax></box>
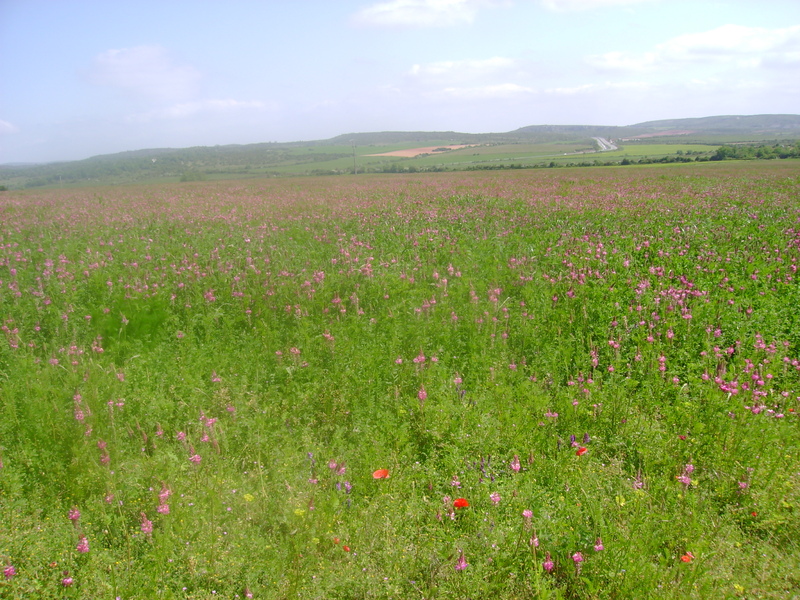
<box><xmin>1</xmin><ymin>162</ymin><xmax>799</xmax><ymax>598</ymax></box>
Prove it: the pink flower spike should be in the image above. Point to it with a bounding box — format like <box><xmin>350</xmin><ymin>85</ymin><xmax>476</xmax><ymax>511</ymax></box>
<box><xmin>4</xmin><ymin>565</ymin><xmax>16</xmax><ymax>580</ymax></box>
<box><xmin>61</xmin><ymin>576</ymin><xmax>74</xmax><ymax>587</ymax></box>
<box><xmin>543</xmin><ymin>552</ymin><xmax>554</xmax><ymax>572</ymax></box>
<box><xmin>510</xmin><ymin>454</ymin><xmax>521</xmax><ymax>472</ymax></box>
<box><xmin>594</xmin><ymin>537</ymin><xmax>604</xmax><ymax>552</ymax></box>
<box><xmin>455</xmin><ymin>551</ymin><xmax>468</xmax><ymax>571</ymax></box>
<box><xmin>76</xmin><ymin>536</ymin><xmax>89</xmax><ymax>553</ymax></box>
<box><xmin>68</xmin><ymin>507</ymin><xmax>80</xmax><ymax>523</ymax></box>
<box><xmin>490</xmin><ymin>492</ymin><xmax>501</xmax><ymax>505</ymax></box>
<box><xmin>572</xmin><ymin>551</ymin><xmax>584</xmax><ymax>564</ymax></box>
<box><xmin>140</xmin><ymin>512</ymin><xmax>153</xmax><ymax>535</ymax></box>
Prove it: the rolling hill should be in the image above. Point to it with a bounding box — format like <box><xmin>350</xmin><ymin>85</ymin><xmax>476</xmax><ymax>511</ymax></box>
<box><xmin>2</xmin><ymin>114</ymin><xmax>798</xmax><ymax>189</ymax></box>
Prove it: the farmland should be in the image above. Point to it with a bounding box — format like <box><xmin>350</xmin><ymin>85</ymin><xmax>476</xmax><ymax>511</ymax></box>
<box><xmin>1</xmin><ymin>161</ymin><xmax>799</xmax><ymax>599</ymax></box>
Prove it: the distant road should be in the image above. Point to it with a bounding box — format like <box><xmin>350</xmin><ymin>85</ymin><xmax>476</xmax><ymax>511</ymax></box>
<box><xmin>592</xmin><ymin>137</ymin><xmax>618</xmax><ymax>151</ymax></box>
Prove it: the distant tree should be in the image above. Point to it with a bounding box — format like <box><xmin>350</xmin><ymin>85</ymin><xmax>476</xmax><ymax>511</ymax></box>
<box><xmin>180</xmin><ymin>170</ymin><xmax>207</xmax><ymax>182</ymax></box>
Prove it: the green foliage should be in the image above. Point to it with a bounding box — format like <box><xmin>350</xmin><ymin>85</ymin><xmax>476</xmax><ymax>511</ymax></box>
<box><xmin>0</xmin><ymin>164</ymin><xmax>799</xmax><ymax>598</ymax></box>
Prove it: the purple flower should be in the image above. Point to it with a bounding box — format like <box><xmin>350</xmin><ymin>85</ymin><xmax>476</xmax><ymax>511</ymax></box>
<box><xmin>572</xmin><ymin>552</ymin><xmax>584</xmax><ymax>564</ymax></box>
<box><xmin>594</xmin><ymin>537</ymin><xmax>604</xmax><ymax>552</ymax></box>
<box><xmin>140</xmin><ymin>512</ymin><xmax>153</xmax><ymax>535</ymax></box>
<box><xmin>543</xmin><ymin>552</ymin><xmax>554</xmax><ymax>572</ymax></box>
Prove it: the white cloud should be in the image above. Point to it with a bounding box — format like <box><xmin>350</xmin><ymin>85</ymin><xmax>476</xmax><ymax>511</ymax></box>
<box><xmin>440</xmin><ymin>82</ymin><xmax>535</xmax><ymax>97</ymax></box>
<box><xmin>88</xmin><ymin>45</ymin><xmax>201</xmax><ymax>100</ymax></box>
<box><xmin>409</xmin><ymin>57</ymin><xmax>517</xmax><ymax>77</ymax></box>
<box><xmin>545</xmin><ymin>81</ymin><xmax>649</xmax><ymax>95</ymax></box>
<box><xmin>588</xmin><ymin>24</ymin><xmax>800</xmax><ymax>71</ymax></box>
<box><xmin>539</xmin><ymin>0</ymin><xmax>657</xmax><ymax>11</ymax></box>
<box><xmin>352</xmin><ymin>0</ymin><xmax>503</xmax><ymax>27</ymax></box>
<box><xmin>0</xmin><ymin>119</ymin><xmax>19</xmax><ymax>135</ymax></box>
<box><xmin>126</xmin><ymin>99</ymin><xmax>272</xmax><ymax>123</ymax></box>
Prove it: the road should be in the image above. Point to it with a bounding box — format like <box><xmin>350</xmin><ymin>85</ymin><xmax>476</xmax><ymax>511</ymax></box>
<box><xmin>592</xmin><ymin>137</ymin><xmax>618</xmax><ymax>151</ymax></box>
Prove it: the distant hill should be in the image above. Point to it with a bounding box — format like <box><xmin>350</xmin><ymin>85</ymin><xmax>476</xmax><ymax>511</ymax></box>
<box><xmin>2</xmin><ymin>114</ymin><xmax>798</xmax><ymax>188</ymax></box>
<box><xmin>630</xmin><ymin>114</ymin><xmax>800</xmax><ymax>134</ymax></box>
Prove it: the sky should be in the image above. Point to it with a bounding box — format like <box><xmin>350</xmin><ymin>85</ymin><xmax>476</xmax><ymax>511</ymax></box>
<box><xmin>1</xmin><ymin>0</ymin><xmax>799</xmax><ymax>163</ymax></box>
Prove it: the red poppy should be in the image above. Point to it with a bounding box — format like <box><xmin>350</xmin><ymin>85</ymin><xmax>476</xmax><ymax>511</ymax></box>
<box><xmin>576</xmin><ymin>447</ymin><xmax>588</xmax><ymax>456</ymax></box>
<box><xmin>343</xmin><ymin>545</ymin><xmax>351</xmax><ymax>552</ymax></box>
<box><xmin>333</xmin><ymin>537</ymin><xmax>340</xmax><ymax>545</ymax></box>
<box><xmin>453</xmin><ymin>498</ymin><xmax>470</xmax><ymax>508</ymax></box>
<box><xmin>751</xmin><ymin>511</ymin><xmax>757</xmax><ymax>517</ymax></box>
<box><xmin>372</xmin><ymin>469</ymin><xmax>390</xmax><ymax>479</ymax></box>
<box><xmin>680</xmin><ymin>552</ymin><xmax>694</xmax><ymax>563</ymax></box>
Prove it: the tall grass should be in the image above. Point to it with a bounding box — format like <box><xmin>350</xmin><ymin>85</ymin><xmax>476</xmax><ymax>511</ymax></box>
<box><xmin>1</xmin><ymin>164</ymin><xmax>799</xmax><ymax>599</ymax></box>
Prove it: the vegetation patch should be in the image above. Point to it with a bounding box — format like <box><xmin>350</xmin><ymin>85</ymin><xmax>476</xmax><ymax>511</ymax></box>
<box><xmin>0</xmin><ymin>163</ymin><xmax>799</xmax><ymax>598</ymax></box>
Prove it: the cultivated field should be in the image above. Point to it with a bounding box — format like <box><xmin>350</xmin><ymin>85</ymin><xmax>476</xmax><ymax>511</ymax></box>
<box><xmin>1</xmin><ymin>162</ymin><xmax>799</xmax><ymax>599</ymax></box>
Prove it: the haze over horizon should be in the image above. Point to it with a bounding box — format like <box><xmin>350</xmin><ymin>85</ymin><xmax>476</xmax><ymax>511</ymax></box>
<box><xmin>2</xmin><ymin>0</ymin><xmax>799</xmax><ymax>164</ymax></box>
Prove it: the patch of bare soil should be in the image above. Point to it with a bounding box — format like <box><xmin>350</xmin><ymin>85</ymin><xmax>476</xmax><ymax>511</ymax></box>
<box><xmin>365</xmin><ymin>144</ymin><xmax>477</xmax><ymax>158</ymax></box>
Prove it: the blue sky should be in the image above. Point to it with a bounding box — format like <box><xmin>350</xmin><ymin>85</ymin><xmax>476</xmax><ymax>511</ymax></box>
<box><xmin>1</xmin><ymin>0</ymin><xmax>799</xmax><ymax>163</ymax></box>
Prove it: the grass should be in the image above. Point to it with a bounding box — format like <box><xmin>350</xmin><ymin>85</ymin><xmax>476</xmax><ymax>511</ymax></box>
<box><xmin>1</xmin><ymin>162</ymin><xmax>799</xmax><ymax>599</ymax></box>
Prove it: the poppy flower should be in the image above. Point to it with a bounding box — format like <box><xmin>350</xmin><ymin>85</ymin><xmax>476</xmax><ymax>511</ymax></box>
<box><xmin>372</xmin><ymin>469</ymin><xmax>390</xmax><ymax>479</ymax></box>
<box><xmin>343</xmin><ymin>545</ymin><xmax>351</xmax><ymax>552</ymax></box>
<box><xmin>576</xmin><ymin>447</ymin><xmax>588</xmax><ymax>456</ymax></box>
<box><xmin>453</xmin><ymin>498</ymin><xmax>469</xmax><ymax>508</ymax></box>
<box><xmin>680</xmin><ymin>552</ymin><xmax>694</xmax><ymax>563</ymax></box>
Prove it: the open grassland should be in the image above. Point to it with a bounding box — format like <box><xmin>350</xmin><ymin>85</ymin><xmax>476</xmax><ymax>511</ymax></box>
<box><xmin>1</xmin><ymin>163</ymin><xmax>799</xmax><ymax>599</ymax></box>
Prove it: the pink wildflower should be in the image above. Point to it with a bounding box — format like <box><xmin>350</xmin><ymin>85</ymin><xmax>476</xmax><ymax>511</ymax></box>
<box><xmin>543</xmin><ymin>552</ymin><xmax>554</xmax><ymax>572</ymax></box>
<box><xmin>140</xmin><ymin>512</ymin><xmax>153</xmax><ymax>535</ymax></box>
<box><xmin>572</xmin><ymin>552</ymin><xmax>584</xmax><ymax>564</ymax></box>
<box><xmin>454</xmin><ymin>551</ymin><xmax>468</xmax><ymax>571</ymax></box>
<box><xmin>68</xmin><ymin>507</ymin><xmax>80</xmax><ymax>523</ymax></box>
<box><xmin>158</xmin><ymin>485</ymin><xmax>172</xmax><ymax>503</ymax></box>
<box><xmin>76</xmin><ymin>536</ymin><xmax>89</xmax><ymax>554</ymax></box>
<box><xmin>490</xmin><ymin>492</ymin><xmax>501</xmax><ymax>504</ymax></box>
<box><xmin>510</xmin><ymin>454</ymin><xmax>521</xmax><ymax>472</ymax></box>
<box><xmin>594</xmin><ymin>537</ymin><xmax>604</xmax><ymax>552</ymax></box>
<box><xmin>4</xmin><ymin>565</ymin><xmax>16</xmax><ymax>580</ymax></box>
<box><xmin>61</xmin><ymin>576</ymin><xmax>74</xmax><ymax>587</ymax></box>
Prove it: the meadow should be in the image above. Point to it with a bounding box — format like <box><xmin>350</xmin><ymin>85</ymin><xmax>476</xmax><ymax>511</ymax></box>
<box><xmin>1</xmin><ymin>162</ymin><xmax>799</xmax><ymax>599</ymax></box>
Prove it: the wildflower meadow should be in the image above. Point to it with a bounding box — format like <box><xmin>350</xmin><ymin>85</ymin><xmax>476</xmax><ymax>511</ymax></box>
<box><xmin>1</xmin><ymin>162</ymin><xmax>799</xmax><ymax>599</ymax></box>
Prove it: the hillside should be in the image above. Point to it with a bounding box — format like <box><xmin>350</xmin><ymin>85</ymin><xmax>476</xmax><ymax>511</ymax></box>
<box><xmin>2</xmin><ymin>114</ymin><xmax>798</xmax><ymax>189</ymax></box>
